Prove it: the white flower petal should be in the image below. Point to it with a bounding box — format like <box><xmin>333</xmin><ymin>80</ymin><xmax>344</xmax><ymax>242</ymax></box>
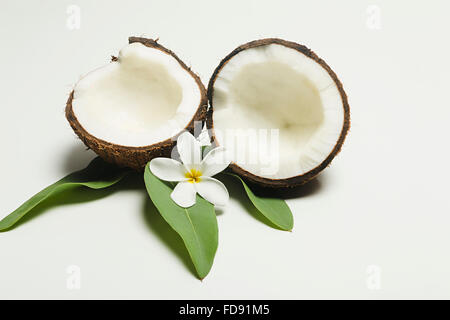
<box><xmin>171</xmin><ymin>181</ymin><xmax>197</xmax><ymax>208</ymax></box>
<box><xmin>201</xmin><ymin>146</ymin><xmax>231</xmax><ymax>177</ymax></box>
<box><xmin>149</xmin><ymin>158</ymin><xmax>187</xmax><ymax>182</ymax></box>
<box><xmin>195</xmin><ymin>177</ymin><xmax>229</xmax><ymax>206</ymax></box>
<box><xmin>177</xmin><ymin>131</ymin><xmax>202</xmax><ymax>167</ymax></box>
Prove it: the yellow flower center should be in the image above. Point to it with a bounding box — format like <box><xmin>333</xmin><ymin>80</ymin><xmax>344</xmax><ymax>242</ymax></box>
<box><xmin>185</xmin><ymin>169</ymin><xmax>202</xmax><ymax>183</ymax></box>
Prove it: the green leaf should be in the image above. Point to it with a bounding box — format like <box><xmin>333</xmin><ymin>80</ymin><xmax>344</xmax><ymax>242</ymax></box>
<box><xmin>227</xmin><ymin>173</ymin><xmax>294</xmax><ymax>231</ymax></box>
<box><xmin>0</xmin><ymin>157</ymin><xmax>129</xmax><ymax>231</ymax></box>
<box><xmin>144</xmin><ymin>164</ymin><xmax>218</xmax><ymax>280</ymax></box>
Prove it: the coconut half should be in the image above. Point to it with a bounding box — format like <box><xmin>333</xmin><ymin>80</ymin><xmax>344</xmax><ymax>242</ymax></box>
<box><xmin>66</xmin><ymin>37</ymin><xmax>207</xmax><ymax>170</ymax></box>
<box><xmin>207</xmin><ymin>38</ymin><xmax>350</xmax><ymax>188</ymax></box>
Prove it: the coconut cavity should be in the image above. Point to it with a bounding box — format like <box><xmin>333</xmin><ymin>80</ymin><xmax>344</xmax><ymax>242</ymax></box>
<box><xmin>67</xmin><ymin>37</ymin><xmax>208</xmax><ymax>170</ymax></box>
<box><xmin>208</xmin><ymin>39</ymin><xmax>349</xmax><ymax>186</ymax></box>
<box><xmin>72</xmin><ymin>42</ymin><xmax>202</xmax><ymax>147</ymax></box>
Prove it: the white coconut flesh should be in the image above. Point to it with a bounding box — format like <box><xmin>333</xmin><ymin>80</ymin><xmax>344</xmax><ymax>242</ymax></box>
<box><xmin>211</xmin><ymin>44</ymin><xmax>344</xmax><ymax>179</ymax></box>
<box><xmin>71</xmin><ymin>42</ymin><xmax>201</xmax><ymax>147</ymax></box>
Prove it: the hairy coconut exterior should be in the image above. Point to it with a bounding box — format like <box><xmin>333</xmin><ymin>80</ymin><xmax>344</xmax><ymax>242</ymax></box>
<box><xmin>207</xmin><ymin>38</ymin><xmax>350</xmax><ymax>189</ymax></box>
<box><xmin>66</xmin><ymin>37</ymin><xmax>208</xmax><ymax>171</ymax></box>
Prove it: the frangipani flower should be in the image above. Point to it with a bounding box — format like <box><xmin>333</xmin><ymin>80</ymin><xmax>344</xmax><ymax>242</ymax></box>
<box><xmin>149</xmin><ymin>132</ymin><xmax>231</xmax><ymax>208</ymax></box>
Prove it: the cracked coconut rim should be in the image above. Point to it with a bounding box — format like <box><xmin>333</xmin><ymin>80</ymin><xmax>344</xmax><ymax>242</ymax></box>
<box><xmin>207</xmin><ymin>38</ymin><xmax>350</xmax><ymax>188</ymax></box>
<box><xmin>66</xmin><ymin>37</ymin><xmax>208</xmax><ymax>170</ymax></box>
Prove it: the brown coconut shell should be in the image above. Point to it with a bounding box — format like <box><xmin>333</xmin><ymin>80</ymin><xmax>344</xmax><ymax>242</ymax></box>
<box><xmin>207</xmin><ymin>38</ymin><xmax>350</xmax><ymax>189</ymax></box>
<box><xmin>66</xmin><ymin>37</ymin><xmax>208</xmax><ymax>171</ymax></box>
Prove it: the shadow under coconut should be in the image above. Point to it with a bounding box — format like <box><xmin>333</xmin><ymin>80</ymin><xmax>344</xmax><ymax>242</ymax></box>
<box><xmin>61</xmin><ymin>143</ymin><xmax>97</xmax><ymax>174</ymax></box>
<box><xmin>248</xmin><ymin>177</ymin><xmax>323</xmax><ymax>200</ymax></box>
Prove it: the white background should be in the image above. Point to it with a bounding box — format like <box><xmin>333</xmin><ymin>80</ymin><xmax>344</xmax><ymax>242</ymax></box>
<box><xmin>1</xmin><ymin>0</ymin><xmax>449</xmax><ymax>299</ymax></box>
